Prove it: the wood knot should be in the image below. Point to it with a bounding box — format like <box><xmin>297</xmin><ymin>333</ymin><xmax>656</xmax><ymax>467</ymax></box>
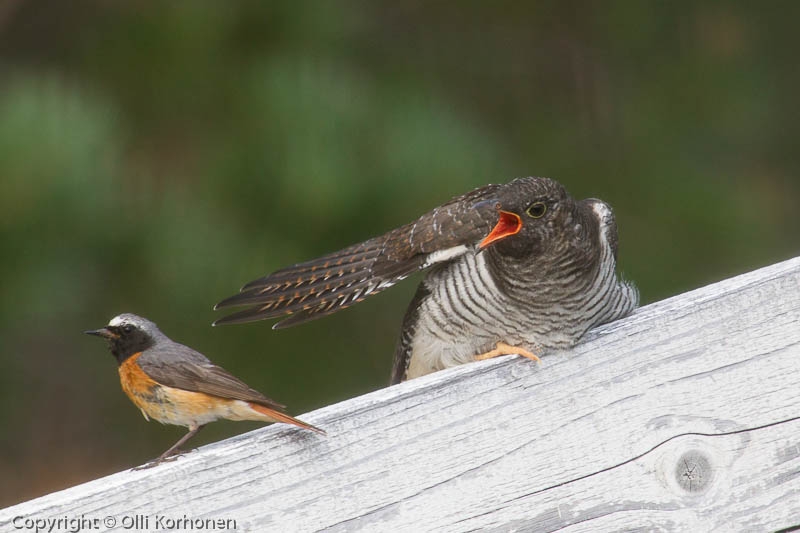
<box><xmin>674</xmin><ymin>450</ymin><xmax>713</xmax><ymax>493</ymax></box>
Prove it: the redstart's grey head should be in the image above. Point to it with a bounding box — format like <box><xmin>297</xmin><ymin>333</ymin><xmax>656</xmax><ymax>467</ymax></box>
<box><xmin>85</xmin><ymin>313</ymin><xmax>161</xmax><ymax>364</ymax></box>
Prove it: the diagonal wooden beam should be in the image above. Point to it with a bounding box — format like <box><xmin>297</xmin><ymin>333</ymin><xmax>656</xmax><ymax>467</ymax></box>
<box><xmin>2</xmin><ymin>256</ymin><xmax>799</xmax><ymax>532</ymax></box>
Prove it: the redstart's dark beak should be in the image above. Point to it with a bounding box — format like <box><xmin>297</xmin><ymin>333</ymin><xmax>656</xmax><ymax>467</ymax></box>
<box><xmin>84</xmin><ymin>327</ymin><xmax>118</xmax><ymax>339</ymax></box>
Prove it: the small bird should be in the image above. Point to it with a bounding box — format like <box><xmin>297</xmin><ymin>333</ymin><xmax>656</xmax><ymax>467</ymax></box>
<box><xmin>215</xmin><ymin>177</ymin><xmax>638</xmax><ymax>384</ymax></box>
<box><xmin>85</xmin><ymin>313</ymin><xmax>323</xmax><ymax>469</ymax></box>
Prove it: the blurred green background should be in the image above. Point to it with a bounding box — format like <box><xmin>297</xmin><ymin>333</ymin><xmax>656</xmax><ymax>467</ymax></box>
<box><xmin>1</xmin><ymin>1</ymin><xmax>798</xmax><ymax>506</ymax></box>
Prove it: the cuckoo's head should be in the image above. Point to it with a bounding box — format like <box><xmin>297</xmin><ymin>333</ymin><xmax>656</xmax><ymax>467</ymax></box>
<box><xmin>477</xmin><ymin>177</ymin><xmax>617</xmax><ymax>262</ymax></box>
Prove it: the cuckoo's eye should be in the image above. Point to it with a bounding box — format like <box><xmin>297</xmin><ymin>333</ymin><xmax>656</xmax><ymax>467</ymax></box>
<box><xmin>526</xmin><ymin>202</ymin><xmax>547</xmax><ymax>218</ymax></box>
<box><xmin>122</xmin><ymin>324</ymin><xmax>134</xmax><ymax>334</ymax></box>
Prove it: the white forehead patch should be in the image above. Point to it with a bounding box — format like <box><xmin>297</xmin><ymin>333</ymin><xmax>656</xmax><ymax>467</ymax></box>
<box><xmin>108</xmin><ymin>313</ymin><xmax>153</xmax><ymax>331</ymax></box>
<box><xmin>106</xmin><ymin>313</ymin><xmax>163</xmax><ymax>338</ymax></box>
<box><xmin>108</xmin><ymin>315</ymin><xmax>128</xmax><ymax>327</ymax></box>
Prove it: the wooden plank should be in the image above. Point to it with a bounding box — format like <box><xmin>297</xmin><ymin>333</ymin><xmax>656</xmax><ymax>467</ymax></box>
<box><xmin>2</xmin><ymin>256</ymin><xmax>799</xmax><ymax>532</ymax></box>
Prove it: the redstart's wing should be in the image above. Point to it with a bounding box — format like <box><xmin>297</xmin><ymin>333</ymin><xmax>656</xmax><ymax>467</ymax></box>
<box><xmin>137</xmin><ymin>346</ymin><xmax>286</xmax><ymax>410</ymax></box>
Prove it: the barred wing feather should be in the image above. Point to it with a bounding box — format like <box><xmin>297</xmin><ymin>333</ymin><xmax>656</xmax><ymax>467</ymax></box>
<box><xmin>214</xmin><ymin>184</ymin><xmax>501</xmax><ymax>327</ymax></box>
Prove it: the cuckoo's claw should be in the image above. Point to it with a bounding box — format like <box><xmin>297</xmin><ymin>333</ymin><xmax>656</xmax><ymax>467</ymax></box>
<box><xmin>474</xmin><ymin>341</ymin><xmax>541</xmax><ymax>363</ymax></box>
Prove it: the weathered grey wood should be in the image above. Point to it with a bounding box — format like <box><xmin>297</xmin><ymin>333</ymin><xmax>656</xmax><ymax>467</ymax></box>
<box><xmin>2</xmin><ymin>257</ymin><xmax>800</xmax><ymax>532</ymax></box>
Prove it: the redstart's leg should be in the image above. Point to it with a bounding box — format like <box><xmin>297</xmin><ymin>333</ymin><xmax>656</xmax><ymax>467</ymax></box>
<box><xmin>134</xmin><ymin>424</ymin><xmax>205</xmax><ymax>470</ymax></box>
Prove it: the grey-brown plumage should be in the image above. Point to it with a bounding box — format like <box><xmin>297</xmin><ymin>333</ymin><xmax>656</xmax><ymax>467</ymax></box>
<box><xmin>85</xmin><ymin>313</ymin><xmax>323</xmax><ymax>469</ymax></box>
<box><xmin>215</xmin><ymin>177</ymin><xmax>638</xmax><ymax>384</ymax></box>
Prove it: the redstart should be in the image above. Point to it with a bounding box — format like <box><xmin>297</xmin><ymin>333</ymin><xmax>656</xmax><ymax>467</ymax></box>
<box><xmin>85</xmin><ymin>313</ymin><xmax>324</xmax><ymax>469</ymax></box>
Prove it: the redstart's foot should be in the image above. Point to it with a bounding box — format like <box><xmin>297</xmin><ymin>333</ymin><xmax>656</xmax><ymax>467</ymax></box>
<box><xmin>474</xmin><ymin>341</ymin><xmax>541</xmax><ymax>363</ymax></box>
<box><xmin>132</xmin><ymin>449</ymin><xmax>192</xmax><ymax>471</ymax></box>
<box><xmin>132</xmin><ymin>456</ymin><xmax>177</xmax><ymax>471</ymax></box>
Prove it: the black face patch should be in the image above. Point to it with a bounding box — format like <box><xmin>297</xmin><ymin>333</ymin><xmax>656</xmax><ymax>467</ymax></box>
<box><xmin>107</xmin><ymin>325</ymin><xmax>156</xmax><ymax>363</ymax></box>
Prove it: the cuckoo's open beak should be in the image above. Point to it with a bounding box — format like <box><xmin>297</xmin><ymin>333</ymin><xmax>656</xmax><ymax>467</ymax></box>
<box><xmin>479</xmin><ymin>210</ymin><xmax>522</xmax><ymax>249</ymax></box>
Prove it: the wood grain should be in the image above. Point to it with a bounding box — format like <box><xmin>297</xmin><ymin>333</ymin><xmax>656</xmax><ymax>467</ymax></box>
<box><xmin>2</xmin><ymin>256</ymin><xmax>799</xmax><ymax>532</ymax></box>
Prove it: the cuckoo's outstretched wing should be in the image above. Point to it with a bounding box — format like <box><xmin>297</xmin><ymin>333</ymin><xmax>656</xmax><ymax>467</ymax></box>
<box><xmin>214</xmin><ymin>184</ymin><xmax>502</xmax><ymax>327</ymax></box>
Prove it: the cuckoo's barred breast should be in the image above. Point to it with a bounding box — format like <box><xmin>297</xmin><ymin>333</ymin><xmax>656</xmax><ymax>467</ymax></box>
<box><xmin>396</xmin><ymin>199</ymin><xmax>638</xmax><ymax>383</ymax></box>
<box><xmin>215</xmin><ymin>177</ymin><xmax>638</xmax><ymax>384</ymax></box>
